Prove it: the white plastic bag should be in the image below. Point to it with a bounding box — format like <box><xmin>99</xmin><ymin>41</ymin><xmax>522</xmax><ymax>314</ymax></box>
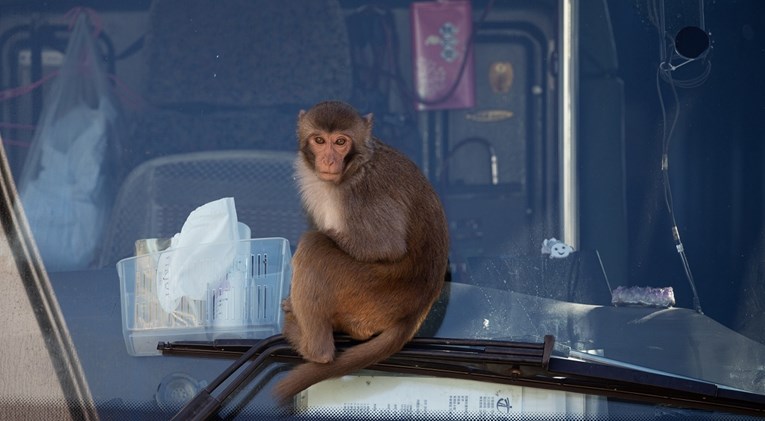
<box><xmin>18</xmin><ymin>13</ymin><xmax>123</xmax><ymax>271</ymax></box>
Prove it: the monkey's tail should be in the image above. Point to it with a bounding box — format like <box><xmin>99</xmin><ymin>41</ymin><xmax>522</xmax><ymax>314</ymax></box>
<box><xmin>273</xmin><ymin>322</ymin><xmax>414</xmax><ymax>403</ymax></box>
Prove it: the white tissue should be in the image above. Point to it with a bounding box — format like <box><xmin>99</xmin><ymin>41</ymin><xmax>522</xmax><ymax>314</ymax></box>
<box><xmin>156</xmin><ymin>197</ymin><xmax>248</xmax><ymax>312</ymax></box>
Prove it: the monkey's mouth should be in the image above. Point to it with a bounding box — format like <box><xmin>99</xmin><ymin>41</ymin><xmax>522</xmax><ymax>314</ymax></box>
<box><xmin>317</xmin><ymin>171</ymin><xmax>342</xmax><ymax>182</ymax></box>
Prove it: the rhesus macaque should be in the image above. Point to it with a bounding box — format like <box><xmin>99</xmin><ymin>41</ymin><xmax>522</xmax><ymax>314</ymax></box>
<box><xmin>274</xmin><ymin>100</ymin><xmax>449</xmax><ymax>401</ymax></box>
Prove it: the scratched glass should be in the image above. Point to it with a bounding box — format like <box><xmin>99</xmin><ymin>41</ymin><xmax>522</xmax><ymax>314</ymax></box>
<box><xmin>0</xmin><ymin>1</ymin><xmax>763</xmax><ymax>419</ymax></box>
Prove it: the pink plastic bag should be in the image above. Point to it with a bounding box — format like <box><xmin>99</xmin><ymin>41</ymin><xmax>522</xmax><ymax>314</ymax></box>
<box><xmin>411</xmin><ymin>0</ymin><xmax>475</xmax><ymax>110</ymax></box>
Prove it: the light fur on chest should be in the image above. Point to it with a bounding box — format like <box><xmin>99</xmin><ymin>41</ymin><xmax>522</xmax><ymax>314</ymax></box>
<box><xmin>296</xmin><ymin>160</ymin><xmax>346</xmax><ymax>233</ymax></box>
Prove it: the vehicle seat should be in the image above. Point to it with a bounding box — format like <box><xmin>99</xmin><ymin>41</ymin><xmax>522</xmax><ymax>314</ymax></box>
<box><xmin>99</xmin><ymin>150</ymin><xmax>307</xmax><ymax>266</ymax></box>
<box><xmin>124</xmin><ymin>0</ymin><xmax>352</xmax><ymax>165</ymax></box>
<box><xmin>100</xmin><ymin>0</ymin><xmax>352</xmax><ymax>265</ymax></box>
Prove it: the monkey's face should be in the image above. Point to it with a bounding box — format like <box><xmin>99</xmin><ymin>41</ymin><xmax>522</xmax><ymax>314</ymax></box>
<box><xmin>298</xmin><ymin>101</ymin><xmax>373</xmax><ymax>183</ymax></box>
<box><xmin>306</xmin><ymin>131</ymin><xmax>353</xmax><ymax>182</ymax></box>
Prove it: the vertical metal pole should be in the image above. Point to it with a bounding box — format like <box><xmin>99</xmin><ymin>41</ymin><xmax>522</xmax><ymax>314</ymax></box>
<box><xmin>560</xmin><ymin>0</ymin><xmax>579</xmax><ymax>249</ymax></box>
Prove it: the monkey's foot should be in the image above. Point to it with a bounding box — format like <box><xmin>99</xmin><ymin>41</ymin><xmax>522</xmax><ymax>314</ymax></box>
<box><xmin>304</xmin><ymin>354</ymin><xmax>333</xmax><ymax>364</ymax></box>
<box><xmin>346</xmin><ymin>326</ymin><xmax>377</xmax><ymax>341</ymax></box>
<box><xmin>299</xmin><ymin>342</ymin><xmax>335</xmax><ymax>364</ymax></box>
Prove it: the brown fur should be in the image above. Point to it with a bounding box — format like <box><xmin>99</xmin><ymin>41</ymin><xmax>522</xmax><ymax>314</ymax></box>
<box><xmin>274</xmin><ymin>101</ymin><xmax>449</xmax><ymax>402</ymax></box>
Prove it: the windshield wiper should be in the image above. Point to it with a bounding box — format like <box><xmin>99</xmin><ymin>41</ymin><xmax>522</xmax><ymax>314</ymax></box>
<box><xmin>159</xmin><ymin>334</ymin><xmax>765</xmax><ymax>419</ymax></box>
<box><xmin>160</xmin><ymin>334</ymin><xmax>553</xmax><ymax>420</ymax></box>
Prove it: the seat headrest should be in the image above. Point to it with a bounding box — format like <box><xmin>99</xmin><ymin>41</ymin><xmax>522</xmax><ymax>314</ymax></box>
<box><xmin>143</xmin><ymin>0</ymin><xmax>352</xmax><ymax>107</ymax></box>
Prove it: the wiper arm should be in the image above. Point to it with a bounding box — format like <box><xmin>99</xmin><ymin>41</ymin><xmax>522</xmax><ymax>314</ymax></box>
<box><xmin>162</xmin><ymin>335</ymin><xmax>292</xmax><ymax>420</ymax></box>
<box><xmin>160</xmin><ymin>334</ymin><xmax>765</xmax><ymax>419</ymax></box>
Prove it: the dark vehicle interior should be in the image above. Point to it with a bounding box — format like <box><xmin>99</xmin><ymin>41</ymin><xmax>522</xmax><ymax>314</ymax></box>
<box><xmin>2</xmin><ymin>0</ymin><xmax>765</xmax><ymax>419</ymax></box>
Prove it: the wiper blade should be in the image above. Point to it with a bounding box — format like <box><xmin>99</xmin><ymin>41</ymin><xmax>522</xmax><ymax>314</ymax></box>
<box><xmin>159</xmin><ymin>334</ymin><xmax>765</xmax><ymax>419</ymax></box>
<box><xmin>161</xmin><ymin>334</ymin><xmax>554</xmax><ymax>366</ymax></box>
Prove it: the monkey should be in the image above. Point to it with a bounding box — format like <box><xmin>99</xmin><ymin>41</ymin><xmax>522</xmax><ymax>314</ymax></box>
<box><xmin>273</xmin><ymin>100</ymin><xmax>449</xmax><ymax>402</ymax></box>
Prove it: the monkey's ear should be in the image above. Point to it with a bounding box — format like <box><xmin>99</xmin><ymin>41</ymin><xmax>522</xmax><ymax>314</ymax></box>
<box><xmin>298</xmin><ymin>110</ymin><xmax>307</xmax><ymax>119</ymax></box>
<box><xmin>363</xmin><ymin>113</ymin><xmax>374</xmax><ymax>130</ymax></box>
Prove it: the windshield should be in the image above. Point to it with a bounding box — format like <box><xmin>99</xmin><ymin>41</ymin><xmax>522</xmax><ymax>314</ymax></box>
<box><xmin>1</xmin><ymin>0</ymin><xmax>764</xmax><ymax>419</ymax></box>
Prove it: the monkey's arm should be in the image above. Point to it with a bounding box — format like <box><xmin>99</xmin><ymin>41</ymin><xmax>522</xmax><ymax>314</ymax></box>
<box><xmin>328</xmin><ymin>195</ymin><xmax>409</xmax><ymax>263</ymax></box>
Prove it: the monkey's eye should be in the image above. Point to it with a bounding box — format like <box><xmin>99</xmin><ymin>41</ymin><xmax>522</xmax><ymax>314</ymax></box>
<box><xmin>335</xmin><ymin>137</ymin><xmax>347</xmax><ymax>146</ymax></box>
<box><xmin>314</xmin><ymin>137</ymin><xmax>326</xmax><ymax>145</ymax></box>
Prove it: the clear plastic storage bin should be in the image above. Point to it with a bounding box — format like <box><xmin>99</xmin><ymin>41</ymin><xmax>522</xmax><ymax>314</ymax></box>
<box><xmin>117</xmin><ymin>237</ymin><xmax>291</xmax><ymax>356</ymax></box>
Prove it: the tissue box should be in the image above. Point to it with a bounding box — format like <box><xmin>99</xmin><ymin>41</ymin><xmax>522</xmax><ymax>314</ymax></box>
<box><xmin>117</xmin><ymin>237</ymin><xmax>291</xmax><ymax>356</ymax></box>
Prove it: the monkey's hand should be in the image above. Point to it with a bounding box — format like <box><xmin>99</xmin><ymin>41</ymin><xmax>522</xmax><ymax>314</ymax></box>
<box><xmin>281</xmin><ymin>298</ymin><xmax>293</xmax><ymax>313</ymax></box>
